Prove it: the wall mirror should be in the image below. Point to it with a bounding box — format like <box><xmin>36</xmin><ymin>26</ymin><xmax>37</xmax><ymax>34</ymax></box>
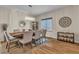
<box><xmin>19</xmin><ymin>20</ymin><xmax>26</xmax><ymax>27</ymax></box>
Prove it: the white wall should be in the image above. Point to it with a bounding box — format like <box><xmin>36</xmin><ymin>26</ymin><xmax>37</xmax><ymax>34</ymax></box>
<box><xmin>0</xmin><ymin>7</ymin><xmax>10</xmax><ymax>41</ymax></box>
<box><xmin>0</xmin><ymin>7</ymin><xmax>34</xmax><ymax>41</ymax></box>
<box><xmin>36</xmin><ymin>6</ymin><xmax>79</xmax><ymax>43</ymax></box>
<box><xmin>8</xmin><ymin>9</ymin><xmax>33</xmax><ymax>32</ymax></box>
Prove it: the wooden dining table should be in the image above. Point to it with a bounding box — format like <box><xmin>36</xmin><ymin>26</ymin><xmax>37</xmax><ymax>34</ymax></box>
<box><xmin>10</xmin><ymin>31</ymin><xmax>35</xmax><ymax>39</ymax></box>
<box><xmin>10</xmin><ymin>32</ymin><xmax>24</xmax><ymax>38</ymax></box>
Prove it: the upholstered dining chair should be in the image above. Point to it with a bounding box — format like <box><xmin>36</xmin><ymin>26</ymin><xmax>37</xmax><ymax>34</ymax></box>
<box><xmin>18</xmin><ymin>31</ymin><xmax>33</xmax><ymax>51</ymax></box>
<box><xmin>40</xmin><ymin>29</ymin><xmax>47</xmax><ymax>44</ymax></box>
<box><xmin>41</xmin><ymin>29</ymin><xmax>47</xmax><ymax>38</ymax></box>
<box><xmin>32</xmin><ymin>30</ymin><xmax>41</xmax><ymax>46</ymax></box>
<box><xmin>4</xmin><ymin>31</ymin><xmax>19</xmax><ymax>52</ymax></box>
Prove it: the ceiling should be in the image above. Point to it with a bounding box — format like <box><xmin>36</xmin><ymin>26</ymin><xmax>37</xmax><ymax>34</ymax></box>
<box><xmin>0</xmin><ymin>5</ymin><xmax>67</xmax><ymax>16</ymax></box>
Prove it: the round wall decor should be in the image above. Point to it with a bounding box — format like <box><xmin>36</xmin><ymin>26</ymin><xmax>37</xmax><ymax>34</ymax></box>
<box><xmin>59</xmin><ymin>16</ymin><xmax>72</xmax><ymax>28</ymax></box>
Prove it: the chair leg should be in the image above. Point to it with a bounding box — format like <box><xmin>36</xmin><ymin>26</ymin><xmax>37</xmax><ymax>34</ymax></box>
<box><xmin>34</xmin><ymin>40</ymin><xmax>37</xmax><ymax>46</ymax></box>
<box><xmin>35</xmin><ymin>40</ymin><xmax>38</xmax><ymax>46</ymax></box>
<box><xmin>5</xmin><ymin>42</ymin><xmax>10</xmax><ymax>52</ymax></box>
<box><xmin>41</xmin><ymin>37</ymin><xmax>43</xmax><ymax>44</ymax></box>
<box><xmin>30</xmin><ymin>42</ymin><xmax>32</xmax><ymax>48</ymax></box>
<box><xmin>37</xmin><ymin>39</ymin><xmax>39</xmax><ymax>44</ymax></box>
<box><xmin>6</xmin><ymin>43</ymin><xmax>8</xmax><ymax>49</ymax></box>
<box><xmin>18</xmin><ymin>41</ymin><xmax>21</xmax><ymax>48</ymax></box>
<box><xmin>7</xmin><ymin>43</ymin><xmax>10</xmax><ymax>52</ymax></box>
<box><xmin>38</xmin><ymin>38</ymin><xmax>40</xmax><ymax>44</ymax></box>
<box><xmin>22</xmin><ymin>44</ymin><xmax>25</xmax><ymax>52</ymax></box>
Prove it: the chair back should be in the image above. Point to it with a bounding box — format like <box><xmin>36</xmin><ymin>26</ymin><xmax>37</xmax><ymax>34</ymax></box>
<box><xmin>23</xmin><ymin>31</ymin><xmax>33</xmax><ymax>43</ymax></box>
<box><xmin>3</xmin><ymin>31</ymin><xmax>9</xmax><ymax>42</ymax></box>
<box><xmin>34</xmin><ymin>30</ymin><xmax>41</xmax><ymax>39</ymax></box>
<box><xmin>41</xmin><ymin>29</ymin><xmax>47</xmax><ymax>37</ymax></box>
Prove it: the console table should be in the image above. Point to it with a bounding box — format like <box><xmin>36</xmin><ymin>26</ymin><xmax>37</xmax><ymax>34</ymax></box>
<box><xmin>57</xmin><ymin>32</ymin><xmax>74</xmax><ymax>43</ymax></box>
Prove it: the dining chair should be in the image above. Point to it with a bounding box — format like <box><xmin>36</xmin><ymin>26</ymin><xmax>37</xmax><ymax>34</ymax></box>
<box><xmin>41</xmin><ymin>29</ymin><xmax>47</xmax><ymax>37</ymax></box>
<box><xmin>32</xmin><ymin>30</ymin><xmax>41</xmax><ymax>46</ymax></box>
<box><xmin>40</xmin><ymin>29</ymin><xmax>47</xmax><ymax>44</ymax></box>
<box><xmin>18</xmin><ymin>31</ymin><xmax>33</xmax><ymax>51</ymax></box>
<box><xmin>4</xmin><ymin>31</ymin><xmax>19</xmax><ymax>52</ymax></box>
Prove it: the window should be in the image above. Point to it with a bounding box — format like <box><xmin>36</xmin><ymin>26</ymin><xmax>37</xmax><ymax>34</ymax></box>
<box><xmin>40</xmin><ymin>17</ymin><xmax>53</xmax><ymax>31</ymax></box>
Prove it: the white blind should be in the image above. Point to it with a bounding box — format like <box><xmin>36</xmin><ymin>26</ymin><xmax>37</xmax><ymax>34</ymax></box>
<box><xmin>41</xmin><ymin>17</ymin><xmax>53</xmax><ymax>31</ymax></box>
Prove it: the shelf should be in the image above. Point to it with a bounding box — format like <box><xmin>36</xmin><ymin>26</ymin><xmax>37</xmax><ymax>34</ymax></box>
<box><xmin>57</xmin><ymin>32</ymin><xmax>74</xmax><ymax>43</ymax></box>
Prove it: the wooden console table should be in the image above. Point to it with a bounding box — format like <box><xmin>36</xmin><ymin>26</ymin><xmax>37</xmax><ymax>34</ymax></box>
<box><xmin>57</xmin><ymin>32</ymin><xmax>74</xmax><ymax>43</ymax></box>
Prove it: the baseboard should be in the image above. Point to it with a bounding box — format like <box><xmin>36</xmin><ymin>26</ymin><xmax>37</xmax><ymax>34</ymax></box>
<box><xmin>46</xmin><ymin>37</ymin><xmax>57</xmax><ymax>40</ymax></box>
<box><xmin>74</xmin><ymin>42</ymin><xmax>79</xmax><ymax>45</ymax></box>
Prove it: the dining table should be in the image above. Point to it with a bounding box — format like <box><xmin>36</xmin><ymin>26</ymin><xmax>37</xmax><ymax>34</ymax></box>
<box><xmin>10</xmin><ymin>32</ymin><xmax>24</xmax><ymax>38</ymax></box>
<box><xmin>10</xmin><ymin>31</ymin><xmax>35</xmax><ymax>39</ymax></box>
